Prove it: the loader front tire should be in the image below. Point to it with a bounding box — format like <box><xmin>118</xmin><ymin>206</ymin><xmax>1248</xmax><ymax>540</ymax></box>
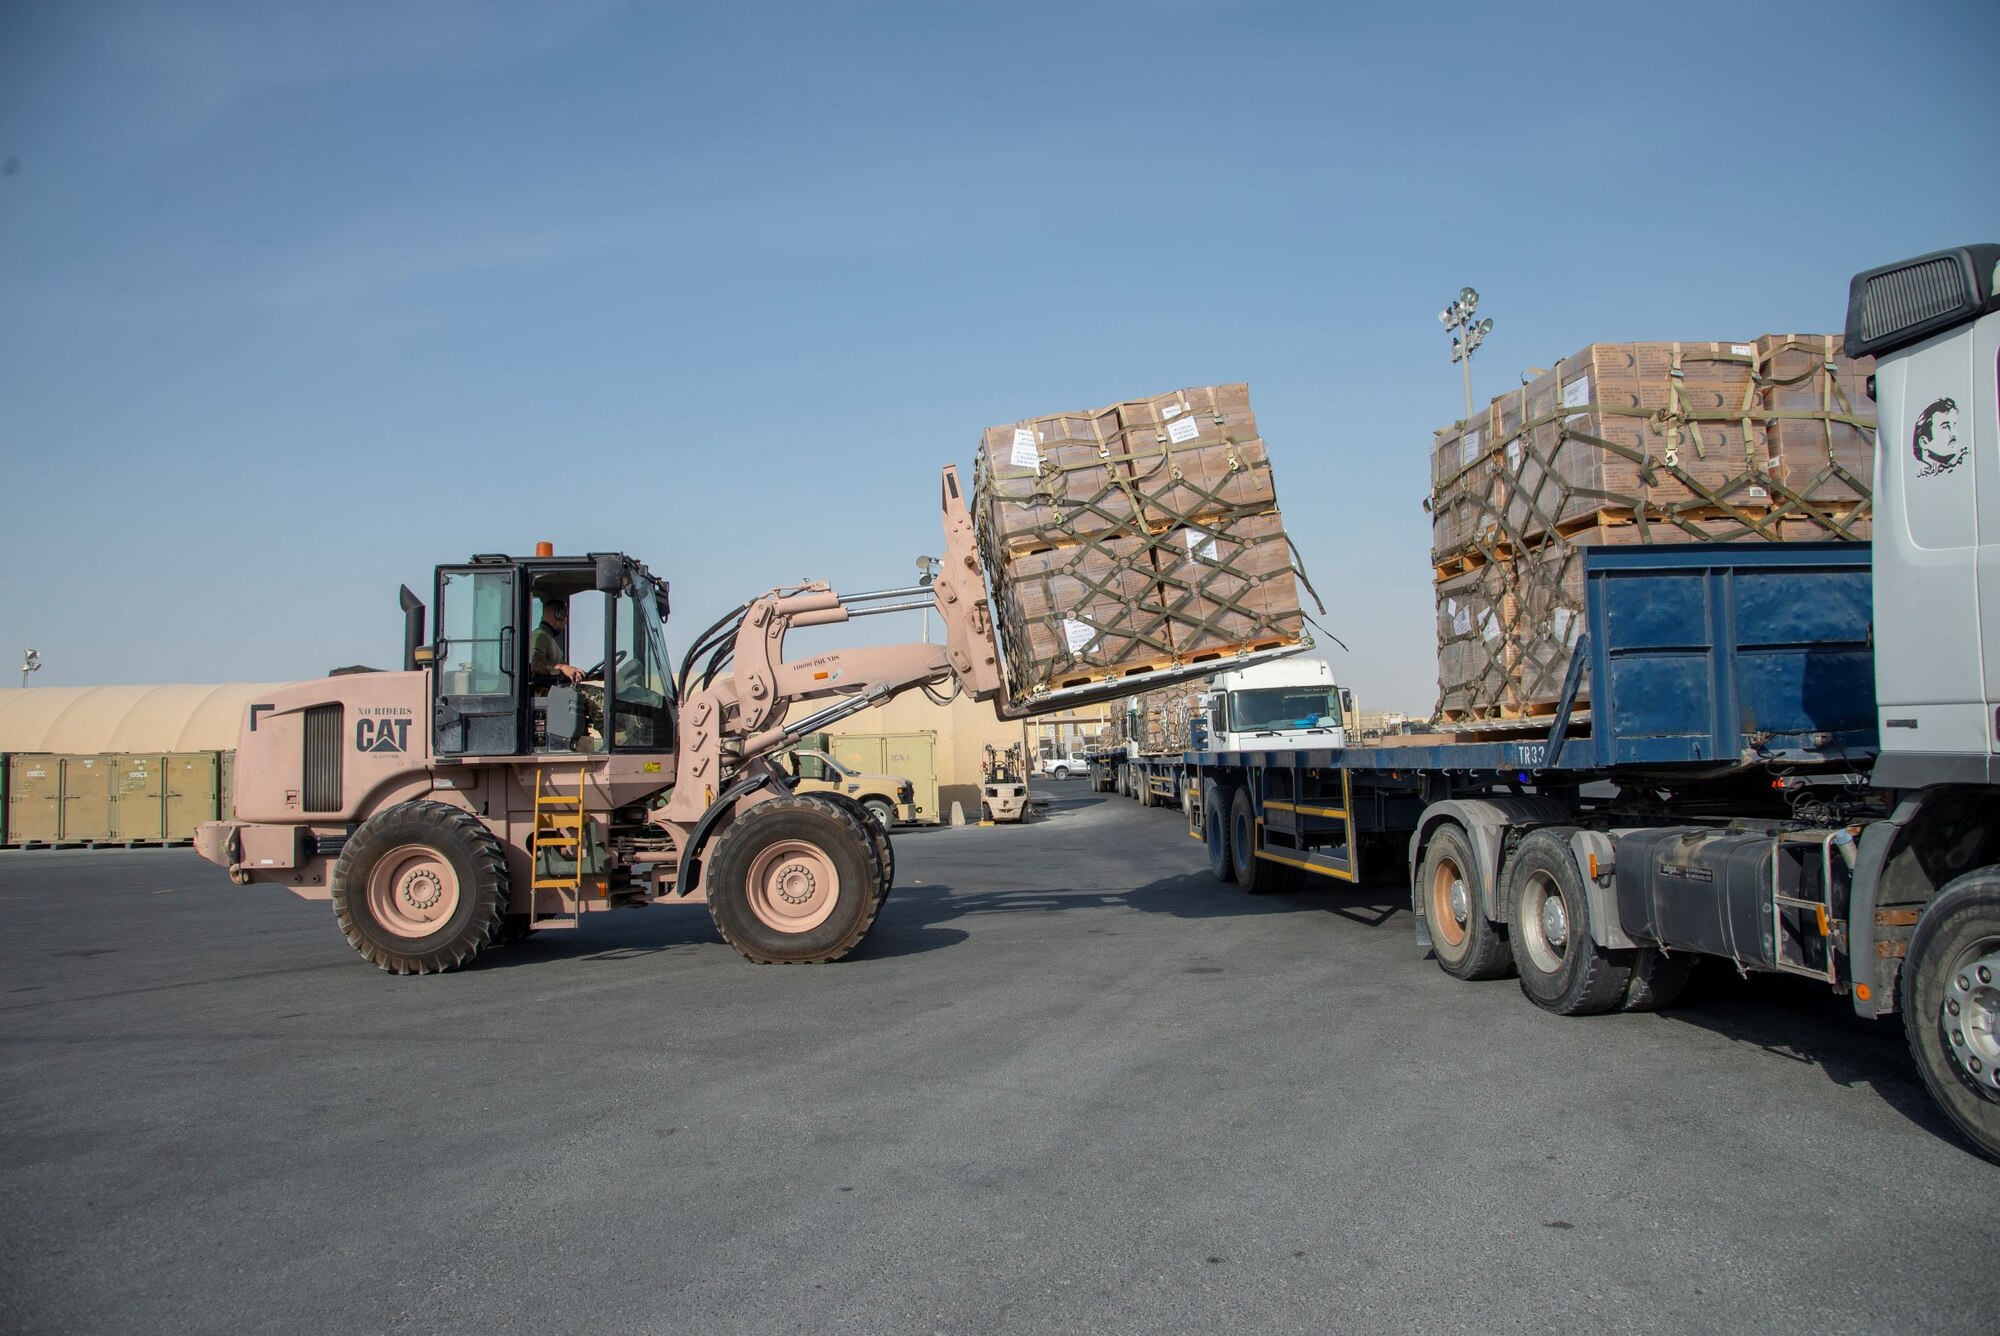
<box><xmin>795</xmin><ymin>790</ymin><xmax>893</xmax><ymax>903</ymax></box>
<box><xmin>331</xmin><ymin>801</ymin><xmax>508</xmax><ymax>975</ymax></box>
<box><xmin>707</xmin><ymin>796</ymin><xmax>882</xmax><ymax>963</ymax></box>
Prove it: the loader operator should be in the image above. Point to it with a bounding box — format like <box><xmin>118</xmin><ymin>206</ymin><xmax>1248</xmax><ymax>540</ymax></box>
<box><xmin>530</xmin><ymin>600</ymin><xmax>585</xmax><ymax>684</ymax></box>
<box><xmin>530</xmin><ymin>597</ymin><xmax>603</xmax><ymax>747</ymax></box>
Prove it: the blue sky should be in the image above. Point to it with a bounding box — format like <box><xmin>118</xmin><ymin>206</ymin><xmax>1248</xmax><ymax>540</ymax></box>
<box><xmin>2</xmin><ymin>0</ymin><xmax>1995</xmax><ymax>713</ymax></box>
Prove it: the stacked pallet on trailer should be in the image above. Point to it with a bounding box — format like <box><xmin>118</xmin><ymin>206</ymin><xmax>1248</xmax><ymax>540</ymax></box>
<box><xmin>972</xmin><ymin>383</ymin><xmax>1316</xmax><ymax>703</ymax></box>
<box><xmin>1428</xmin><ymin>335</ymin><xmax>1876</xmax><ymax>722</ymax></box>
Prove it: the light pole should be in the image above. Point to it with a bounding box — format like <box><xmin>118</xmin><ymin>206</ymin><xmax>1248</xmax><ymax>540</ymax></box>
<box><xmin>20</xmin><ymin>648</ymin><xmax>40</xmax><ymax>689</ymax></box>
<box><xmin>915</xmin><ymin>555</ymin><xmax>941</xmax><ymax>642</ymax></box>
<box><xmin>1438</xmin><ymin>287</ymin><xmax>1494</xmax><ymax>422</ymax></box>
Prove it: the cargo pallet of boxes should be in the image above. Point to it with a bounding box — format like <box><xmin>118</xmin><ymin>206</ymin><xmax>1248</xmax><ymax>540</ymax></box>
<box><xmin>973</xmin><ymin>383</ymin><xmax>1318</xmax><ymax>704</ymax></box>
<box><xmin>1429</xmin><ymin>335</ymin><xmax>1875</xmax><ymax>722</ymax></box>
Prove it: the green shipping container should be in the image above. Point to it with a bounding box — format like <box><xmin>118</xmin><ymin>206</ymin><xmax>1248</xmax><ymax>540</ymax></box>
<box><xmin>165</xmin><ymin>753</ymin><xmax>220</xmax><ymax>839</ymax></box>
<box><xmin>111</xmin><ymin>754</ymin><xmax>168</xmax><ymax>842</ymax></box>
<box><xmin>7</xmin><ymin>755</ymin><xmax>62</xmax><ymax>844</ymax></box>
<box><xmin>59</xmin><ymin>755</ymin><xmax>115</xmax><ymax>843</ymax></box>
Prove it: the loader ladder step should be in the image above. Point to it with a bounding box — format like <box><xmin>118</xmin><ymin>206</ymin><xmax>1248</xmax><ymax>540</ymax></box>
<box><xmin>529</xmin><ymin>764</ymin><xmax>592</xmax><ymax>929</ymax></box>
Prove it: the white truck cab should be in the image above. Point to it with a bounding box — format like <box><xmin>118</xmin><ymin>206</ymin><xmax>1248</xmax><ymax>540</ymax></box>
<box><xmin>1199</xmin><ymin>657</ymin><xmax>1350</xmax><ymax>753</ymax></box>
<box><xmin>1851</xmin><ymin>243</ymin><xmax>2000</xmax><ymax>787</ymax></box>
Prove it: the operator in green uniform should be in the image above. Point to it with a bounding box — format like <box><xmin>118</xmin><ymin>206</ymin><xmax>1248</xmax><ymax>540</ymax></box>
<box><xmin>530</xmin><ymin>597</ymin><xmax>603</xmax><ymax>745</ymax></box>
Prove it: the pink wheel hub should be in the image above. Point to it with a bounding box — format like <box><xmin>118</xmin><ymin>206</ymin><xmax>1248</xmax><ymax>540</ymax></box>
<box><xmin>745</xmin><ymin>838</ymin><xmax>839</xmax><ymax>933</ymax></box>
<box><xmin>365</xmin><ymin>844</ymin><xmax>462</xmax><ymax>939</ymax></box>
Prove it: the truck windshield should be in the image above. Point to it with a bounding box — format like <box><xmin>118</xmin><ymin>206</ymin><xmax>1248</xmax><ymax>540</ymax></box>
<box><xmin>1231</xmin><ymin>687</ymin><xmax>1336</xmax><ymax>731</ymax></box>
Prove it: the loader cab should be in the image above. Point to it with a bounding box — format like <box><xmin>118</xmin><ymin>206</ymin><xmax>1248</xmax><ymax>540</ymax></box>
<box><xmin>431</xmin><ymin>551</ymin><xmax>676</xmax><ymax>758</ymax></box>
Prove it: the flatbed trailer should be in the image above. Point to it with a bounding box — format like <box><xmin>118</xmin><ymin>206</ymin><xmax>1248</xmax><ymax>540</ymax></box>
<box><xmin>1186</xmin><ymin>539</ymin><xmax>1999</xmax><ymax>1158</ymax></box>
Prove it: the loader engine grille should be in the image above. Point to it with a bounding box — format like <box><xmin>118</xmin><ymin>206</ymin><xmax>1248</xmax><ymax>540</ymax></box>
<box><xmin>303</xmin><ymin>704</ymin><xmax>344</xmax><ymax>812</ymax></box>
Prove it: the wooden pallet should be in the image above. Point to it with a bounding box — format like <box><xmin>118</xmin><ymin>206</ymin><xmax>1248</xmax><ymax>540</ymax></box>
<box><xmin>1036</xmin><ymin>633</ymin><xmax>1306</xmax><ymax>693</ymax></box>
<box><xmin>1438</xmin><ymin>699</ymin><xmax>1585</xmax><ymax>725</ymax></box>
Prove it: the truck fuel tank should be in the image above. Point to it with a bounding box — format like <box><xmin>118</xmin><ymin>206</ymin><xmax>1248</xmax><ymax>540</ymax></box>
<box><xmin>1612</xmin><ymin>826</ymin><xmax>1848</xmax><ymax>979</ymax></box>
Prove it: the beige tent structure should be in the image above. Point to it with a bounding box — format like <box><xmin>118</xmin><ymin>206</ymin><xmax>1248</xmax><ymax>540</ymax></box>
<box><xmin>0</xmin><ymin>684</ymin><xmax>280</xmax><ymax>754</ymax></box>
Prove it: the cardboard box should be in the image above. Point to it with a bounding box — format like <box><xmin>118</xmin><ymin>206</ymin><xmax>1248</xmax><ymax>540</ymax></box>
<box><xmin>976</xmin><ymin>384</ymin><xmax>1307</xmax><ymax>697</ymax></box>
<box><xmin>1430</xmin><ymin>335</ymin><xmax>1876</xmax><ymax>566</ymax></box>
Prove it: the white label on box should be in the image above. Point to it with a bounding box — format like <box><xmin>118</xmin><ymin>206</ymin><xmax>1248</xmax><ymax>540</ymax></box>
<box><xmin>1167</xmin><ymin>416</ymin><xmax>1201</xmax><ymax>445</ymax></box>
<box><xmin>1480</xmin><ymin>610</ymin><xmax>1500</xmax><ymax>642</ymax></box>
<box><xmin>1010</xmin><ymin>428</ymin><xmax>1039</xmax><ymax>470</ymax></box>
<box><xmin>1562</xmin><ymin>377</ymin><xmax>1591</xmax><ymax>420</ymax></box>
<box><xmin>1461</xmin><ymin>429</ymin><xmax>1481</xmax><ymax>465</ymax></box>
<box><xmin>1062</xmin><ymin>618</ymin><xmax>1097</xmax><ymax>653</ymax></box>
<box><xmin>1731</xmin><ymin>344</ymin><xmax>1754</xmax><ymax>357</ymax></box>
<box><xmin>1186</xmin><ymin>530</ymin><xmax>1219</xmax><ymax>560</ymax></box>
<box><xmin>1452</xmin><ymin>607</ymin><xmax>1472</xmax><ymax>636</ymax></box>
<box><xmin>1162</xmin><ymin>403</ymin><xmax>1185</xmax><ymax>420</ymax></box>
<box><xmin>1506</xmin><ymin>441</ymin><xmax>1521</xmax><ymax>469</ymax></box>
<box><xmin>1553</xmin><ymin>608</ymin><xmax>1575</xmax><ymax>645</ymax></box>
<box><xmin>1747</xmin><ymin>485</ymin><xmax>1768</xmax><ymax>499</ymax></box>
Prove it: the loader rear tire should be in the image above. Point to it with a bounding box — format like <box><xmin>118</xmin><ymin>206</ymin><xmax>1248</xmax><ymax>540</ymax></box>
<box><xmin>331</xmin><ymin>801</ymin><xmax>508</xmax><ymax>975</ymax></box>
<box><xmin>495</xmin><ymin>915</ymin><xmax>538</xmax><ymax>946</ymax></box>
<box><xmin>707</xmin><ymin>796</ymin><xmax>882</xmax><ymax>963</ymax></box>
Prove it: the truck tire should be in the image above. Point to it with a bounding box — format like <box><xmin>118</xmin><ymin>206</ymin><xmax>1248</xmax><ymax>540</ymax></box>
<box><xmin>1504</xmin><ymin>828</ymin><xmax>1632</xmax><ymax>1015</ymax></box>
<box><xmin>1620</xmin><ymin>948</ymin><xmax>1694</xmax><ymax>1012</ymax></box>
<box><xmin>1419</xmin><ymin>824</ymin><xmax>1512</xmax><ymax>981</ymax></box>
<box><xmin>1230</xmin><ymin>787</ymin><xmax>1296</xmax><ymax>894</ymax></box>
<box><xmin>1902</xmin><ymin>871</ymin><xmax>2000</xmax><ymax>1163</ymax></box>
<box><xmin>331</xmin><ymin>800</ymin><xmax>508</xmax><ymax>975</ymax></box>
<box><xmin>706</xmin><ymin>796</ymin><xmax>882</xmax><ymax>963</ymax></box>
<box><xmin>1138</xmin><ymin>772</ymin><xmax>1156</xmax><ymax>807</ymax></box>
<box><xmin>794</xmin><ymin>791</ymin><xmax>893</xmax><ymax>904</ymax></box>
<box><xmin>862</xmin><ymin>796</ymin><xmax>898</xmax><ymax>830</ymax></box>
<box><xmin>1204</xmin><ymin>780</ymin><xmax>1235</xmax><ymax>883</ymax></box>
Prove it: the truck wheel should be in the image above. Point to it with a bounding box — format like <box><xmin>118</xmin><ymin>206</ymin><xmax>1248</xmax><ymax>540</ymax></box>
<box><xmin>1138</xmin><ymin>773</ymin><xmax>1156</xmax><ymax>807</ymax></box>
<box><xmin>706</xmin><ymin>796</ymin><xmax>881</xmax><ymax>963</ymax></box>
<box><xmin>1902</xmin><ymin>871</ymin><xmax>2000</xmax><ymax>1163</ymax></box>
<box><xmin>331</xmin><ymin>800</ymin><xmax>508</xmax><ymax>975</ymax></box>
<box><xmin>1230</xmin><ymin>787</ymin><xmax>1296</xmax><ymax>894</ymax></box>
<box><xmin>1204</xmin><ymin>780</ymin><xmax>1235</xmax><ymax>883</ymax></box>
<box><xmin>795</xmin><ymin>791</ymin><xmax>893</xmax><ymax>903</ymax></box>
<box><xmin>1419</xmin><ymin>824</ymin><xmax>1512</xmax><ymax>981</ymax></box>
<box><xmin>1504</xmin><ymin>828</ymin><xmax>1631</xmax><ymax>1015</ymax></box>
<box><xmin>1621</xmin><ymin>948</ymin><xmax>1694</xmax><ymax>1012</ymax></box>
<box><xmin>862</xmin><ymin>796</ymin><xmax>897</xmax><ymax>829</ymax></box>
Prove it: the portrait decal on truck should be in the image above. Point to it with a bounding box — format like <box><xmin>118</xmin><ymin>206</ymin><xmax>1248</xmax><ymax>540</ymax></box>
<box><xmin>1912</xmin><ymin>396</ymin><xmax>1964</xmax><ymax>476</ymax></box>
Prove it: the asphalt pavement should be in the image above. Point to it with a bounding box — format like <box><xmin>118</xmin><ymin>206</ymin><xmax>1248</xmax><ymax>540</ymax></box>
<box><xmin>2</xmin><ymin>787</ymin><xmax>1993</xmax><ymax>1334</ymax></box>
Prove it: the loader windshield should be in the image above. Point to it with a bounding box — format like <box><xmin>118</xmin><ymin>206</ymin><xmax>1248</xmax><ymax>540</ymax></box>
<box><xmin>610</xmin><ymin>574</ymin><xmax>675</xmax><ymax>750</ymax></box>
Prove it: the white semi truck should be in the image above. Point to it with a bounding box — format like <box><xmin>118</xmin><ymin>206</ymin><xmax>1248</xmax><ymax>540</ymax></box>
<box><xmin>1091</xmin><ymin>658</ymin><xmax>1351</xmax><ymax>809</ymax></box>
